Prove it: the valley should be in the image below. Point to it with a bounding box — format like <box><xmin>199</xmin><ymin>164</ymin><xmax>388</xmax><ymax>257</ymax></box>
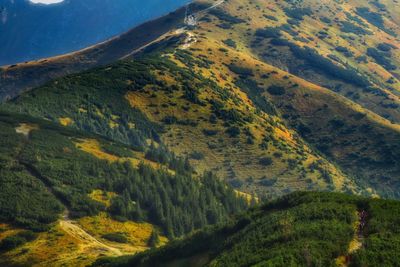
<box><xmin>0</xmin><ymin>0</ymin><xmax>399</xmax><ymax>266</ymax></box>
<box><xmin>0</xmin><ymin>111</ymin><xmax>247</xmax><ymax>266</ymax></box>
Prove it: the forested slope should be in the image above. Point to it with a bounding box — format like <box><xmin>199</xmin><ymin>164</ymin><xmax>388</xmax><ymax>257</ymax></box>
<box><xmin>0</xmin><ymin>0</ymin><xmax>399</xmax><ymax>265</ymax></box>
<box><xmin>94</xmin><ymin>192</ymin><xmax>400</xmax><ymax>267</ymax></box>
<box><xmin>4</xmin><ymin>51</ymin><xmax>360</xmax><ymax>198</ymax></box>
<box><xmin>0</xmin><ymin>112</ymin><xmax>247</xmax><ymax>266</ymax></box>
<box><xmin>3</xmin><ymin>0</ymin><xmax>400</xmax><ymax>199</ymax></box>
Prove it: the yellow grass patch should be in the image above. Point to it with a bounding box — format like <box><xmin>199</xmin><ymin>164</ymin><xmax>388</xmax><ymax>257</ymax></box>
<box><xmin>335</xmin><ymin>255</ymin><xmax>347</xmax><ymax>267</ymax></box>
<box><xmin>0</xmin><ymin>212</ymin><xmax>166</xmax><ymax>266</ymax></box>
<box><xmin>348</xmin><ymin>211</ymin><xmax>363</xmax><ymax>254</ymax></box>
<box><xmin>89</xmin><ymin>190</ymin><xmax>117</xmax><ymax>208</ymax></box>
<box><xmin>75</xmin><ymin>139</ymin><xmax>119</xmax><ymax>162</ymax></box>
<box><xmin>335</xmin><ymin>211</ymin><xmax>363</xmax><ymax>266</ymax></box>
<box><xmin>235</xmin><ymin>190</ymin><xmax>258</xmax><ymax>204</ymax></box>
<box><xmin>95</xmin><ymin>108</ymin><xmax>105</xmax><ymax>118</ymax></box>
<box><xmin>153</xmin><ymin>70</ymin><xmax>177</xmax><ymax>86</ymax></box>
<box><xmin>75</xmin><ymin>139</ymin><xmax>175</xmax><ymax>175</ymax></box>
<box><xmin>125</xmin><ymin>91</ymin><xmax>143</xmax><ymax>110</ymax></box>
<box><xmin>15</xmin><ymin>123</ymin><xmax>39</xmax><ymax>137</ymax></box>
<box><xmin>59</xmin><ymin>117</ymin><xmax>73</xmax><ymax>126</ymax></box>
<box><xmin>0</xmin><ymin>224</ymin><xmax>22</xmax><ymax>242</ymax></box>
<box><xmin>2</xmin><ymin>224</ymin><xmax>90</xmax><ymax>267</ymax></box>
<box><xmin>111</xmin><ymin>114</ymin><xmax>120</xmax><ymax>121</ymax></box>
<box><xmin>78</xmin><ymin>212</ymin><xmax>168</xmax><ymax>251</ymax></box>
<box><xmin>348</xmin><ymin>238</ymin><xmax>362</xmax><ymax>254</ymax></box>
<box><xmin>126</xmin><ymin>156</ymin><xmax>176</xmax><ymax>175</ymax></box>
<box><xmin>109</xmin><ymin>120</ymin><xmax>119</xmax><ymax>129</ymax></box>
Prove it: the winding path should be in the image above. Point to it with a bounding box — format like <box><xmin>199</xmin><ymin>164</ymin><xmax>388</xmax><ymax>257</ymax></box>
<box><xmin>15</xmin><ymin>125</ymin><xmax>123</xmax><ymax>257</ymax></box>
<box><xmin>190</xmin><ymin>0</ymin><xmax>225</xmax><ymax>20</ymax></box>
<box><xmin>336</xmin><ymin>210</ymin><xmax>368</xmax><ymax>267</ymax></box>
<box><xmin>11</xmin><ymin>0</ymin><xmax>228</xmax><ymax>260</ymax></box>
<box><xmin>123</xmin><ymin>0</ymin><xmax>226</xmax><ymax>56</ymax></box>
<box><xmin>59</xmin><ymin>210</ymin><xmax>122</xmax><ymax>256</ymax></box>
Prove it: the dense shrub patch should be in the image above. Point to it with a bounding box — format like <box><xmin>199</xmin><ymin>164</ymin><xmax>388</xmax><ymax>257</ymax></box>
<box><xmin>96</xmin><ymin>192</ymin><xmax>399</xmax><ymax>267</ymax></box>
<box><xmin>0</xmin><ymin>113</ymin><xmax>248</xmax><ymax>238</ymax></box>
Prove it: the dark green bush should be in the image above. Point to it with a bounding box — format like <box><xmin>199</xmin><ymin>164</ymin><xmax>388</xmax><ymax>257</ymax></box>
<box><xmin>102</xmin><ymin>233</ymin><xmax>128</xmax><ymax>243</ymax></box>
<box><xmin>0</xmin><ymin>231</ymin><xmax>37</xmax><ymax>252</ymax></box>
<box><xmin>189</xmin><ymin>151</ymin><xmax>205</xmax><ymax>160</ymax></box>
<box><xmin>223</xmin><ymin>39</ymin><xmax>237</xmax><ymax>48</ymax></box>
<box><xmin>367</xmin><ymin>48</ymin><xmax>397</xmax><ymax>70</ymax></box>
<box><xmin>259</xmin><ymin>157</ymin><xmax>273</xmax><ymax>166</ymax></box>
<box><xmin>284</xmin><ymin>7</ymin><xmax>313</xmax><ymax>21</ymax></box>
<box><xmin>202</xmin><ymin>129</ymin><xmax>219</xmax><ymax>136</ymax></box>
<box><xmin>209</xmin><ymin>9</ymin><xmax>245</xmax><ymax>24</ymax></box>
<box><xmin>267</xmin><ymin>85</ymin><xmax>286</xmax><ymax>96</ymax></box>
<box><xmin>226</xmin><ymin>126</ymin><xmax>241</xmax><ymax>138</ymax></box>
<box><xmin>255</xmin><ymin>27</ymin><xmax>282</xmax><ymax>39</ymax></box>
<box><xmin>228</xmin><ymin>64</ymin><xmax>254</xmax><ymax>77</ymax></box>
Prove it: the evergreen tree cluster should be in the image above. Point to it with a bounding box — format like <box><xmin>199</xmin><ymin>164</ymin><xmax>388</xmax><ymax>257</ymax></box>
<box><xmin>144</xmin><ymin>143</ymin><xmax>193</xmax><ymax>175</ymax></box>
<box><xmin>0</xmin><ymin>112</ymin><xmax>248</xmax><ymax>238</ymax></box>
<box><xmin>108</xmin><ymin>164</ymin><xmax>248</xmax><ymax>238</ymax></box>
<box><xmin>95</xmin><ymin>192</ymin><xmax>400</xmax><ymax>267</ymax></box>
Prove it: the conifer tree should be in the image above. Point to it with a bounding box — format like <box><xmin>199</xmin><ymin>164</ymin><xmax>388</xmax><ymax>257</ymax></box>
<box><xmin>147</xmin><ymin>230</ymin><xmax>160</xmax><ymax>247</ymax></box>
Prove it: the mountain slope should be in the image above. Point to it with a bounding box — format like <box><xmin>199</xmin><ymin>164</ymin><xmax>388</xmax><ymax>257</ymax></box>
<box><xmin>4</xmin><ymin>51</ymin><xmax>362</xmax><ymax>198</ymax></box>
<box><xmin>0</xmin><ymin>0</ymin><xmax>190</xmax><ymax>65</ymax></box>
<box><xmin>3</xmin><ymin>0</ymin><xmax>400</xmax><ymax>198</ymax></box>
<box><xmin>0</xmin><ymin>2</ymin><xmax>192</xmax><ymax>101</ymax></box>
<box><xmin>221</xmin><ymin>0</ymin><xmax>400</xmax><ymax>124</ymax></box>
<box><xmin>93</xmin><ymin>192</ymin><xmax>400</xmax><ymax>267</ymax></box>
<box><xmin>184</xmin><ymin>0</ymin><xmax>400</xmax><ymax>197</ymax></box>
<box><xmin>0</xmin><ymin>111</ymin><xmax>247</xmax><ymax>266</ymax></box>
<box><xmin>0</xmin><ymin>0</ymin><xmax>399</xmax><ymax>266</ymax></box>
<box><xmin>4</xmin><ymin>0</ymin><xmax>400</xmax><ymax>198</ymax></box>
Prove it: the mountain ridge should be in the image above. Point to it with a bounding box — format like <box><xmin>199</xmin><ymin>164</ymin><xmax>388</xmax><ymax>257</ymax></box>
<box><xmin>0</xmin><ymin>0</ymin><xmax>191</xmax><ymax>65</ymax></box>
<box><xmin>2</xmin><ymin>0</ymin><xmax>400</xmax><ymax>198</ymax></box>
<box><xmin>0</xmin><ymin>2</ymin><xmax>191</xmax><ymax>101</ymax></box>
<box><xmin>0</xmin><ymin>0</ymin><xmax>399</xmax><ymax>265</ymax></box>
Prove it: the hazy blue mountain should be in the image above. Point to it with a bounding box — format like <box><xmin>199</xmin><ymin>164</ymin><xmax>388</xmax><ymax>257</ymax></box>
<box><xmin>0</xmin><ymin>0</ymin><xmax>190</xmax><ymax>65</ymax></box>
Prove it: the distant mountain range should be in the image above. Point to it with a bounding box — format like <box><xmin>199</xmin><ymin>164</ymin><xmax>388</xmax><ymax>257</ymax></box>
<box><xmin>0</xmin><ymin>0</ymin><xmax>190</xmax><ymax>65</ymax></box>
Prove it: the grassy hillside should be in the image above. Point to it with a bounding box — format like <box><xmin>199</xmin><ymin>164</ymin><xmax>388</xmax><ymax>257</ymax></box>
<box><xmin>221</xmin><ymin>0</ymin><xmax>400</xmax><ymax>124</ymax></box>
<box><xmin>0</xmin><ymin>0</ymin><xmax>399</xmax><ymax>265</ymax></box>
<box><xmin>3</xmin><ymin>0</ymin><xmax>399</xmax><ymax>199</ymax></box>
<box><xmin>93</xmin><ymin>191</ymin><xmax>400</xmax><ymax>267</ymax></box>
<box><xmin>184</xmin><ymin>0</ymin><xmax>400</xmax><ymax>197</ymax></box>
<box><xmin>0</xmin><ymin>112</ymin><xmax>247</xmax><ymax>266</ymax></box>
<box><xmin>3</xmin><ymin>52</ymin><xmax>361</xmax><ymax>198</ymax></box>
